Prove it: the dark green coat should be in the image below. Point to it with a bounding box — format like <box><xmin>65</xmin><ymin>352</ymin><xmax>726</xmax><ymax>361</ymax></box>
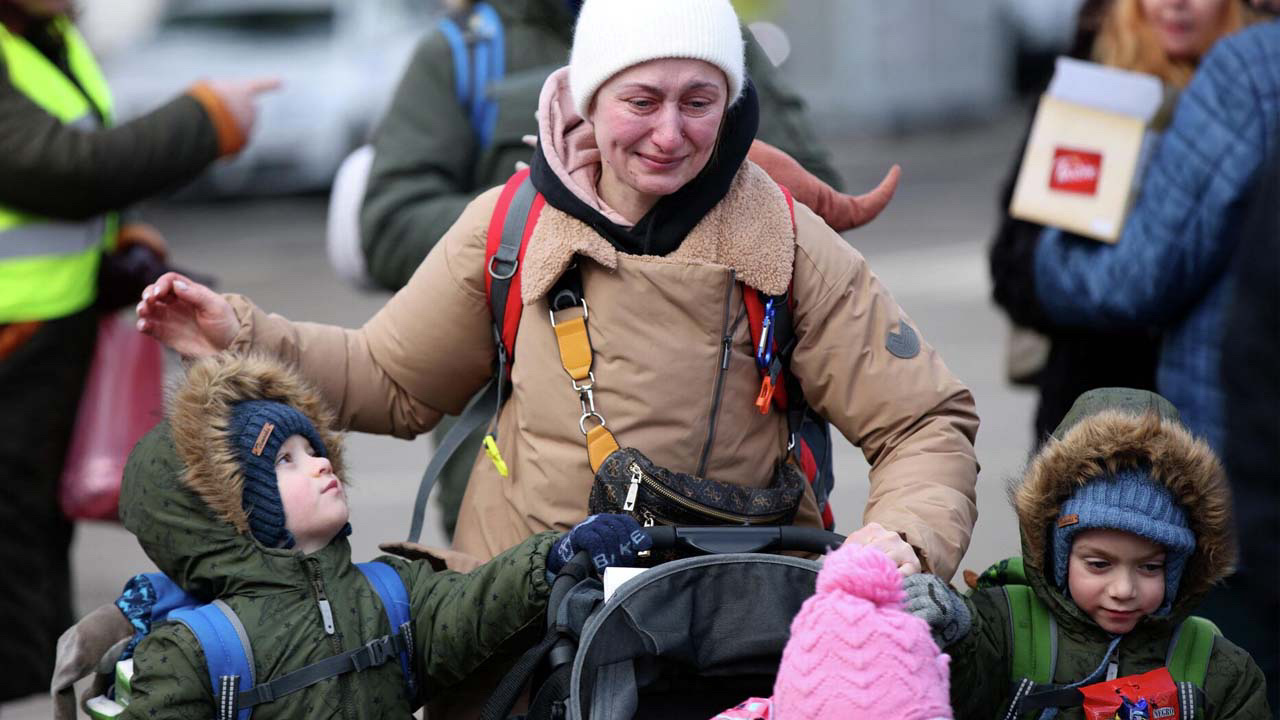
<box><xmin>947</xmin><ymin>404</ymin><xmax>1269</xmax><ymax>719</ymax></box>
<box><xmin>359</xmin><ymin>0</ymin><xmax>842</xmax><ymax>291</ymax></box>
<box><xmin>117</xmin><ymin>353</ymin><xmax>555</xmax><ymax>719</ymax></box>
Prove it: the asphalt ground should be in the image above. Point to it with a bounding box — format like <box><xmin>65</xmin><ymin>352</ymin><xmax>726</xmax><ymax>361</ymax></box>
<box><xmin>2</xmin><ymin>112</ymin><xmax>1040</xmax><ymax>717</ymax></box>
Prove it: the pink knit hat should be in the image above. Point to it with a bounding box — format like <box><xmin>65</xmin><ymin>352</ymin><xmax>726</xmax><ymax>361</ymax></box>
<box><xmin>772</xmin><ymin>543</ymin><xmax>953</xmax><ymax>720</ymax></box>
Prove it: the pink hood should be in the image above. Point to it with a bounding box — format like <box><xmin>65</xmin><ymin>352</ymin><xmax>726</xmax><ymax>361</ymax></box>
<box><xmin>536</xmin><ymin>66</ymin><xmax>634</xmax><ymax>227</ymax></box>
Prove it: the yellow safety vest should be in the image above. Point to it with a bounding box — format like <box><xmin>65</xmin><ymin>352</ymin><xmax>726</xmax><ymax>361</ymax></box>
<box><xmin>0</xmin><ymin>16</ymin><xmax>117</xmax><ymax>323</ymax></box>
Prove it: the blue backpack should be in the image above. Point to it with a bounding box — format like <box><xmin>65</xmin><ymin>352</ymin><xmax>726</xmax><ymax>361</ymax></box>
<box><xmin>119</xmin><ymin>562</ymin><xmax>416</xmax><ymax>720</ymax></box>
<box><xmin>437</xmin><ymin>2</ymin><xmax>505</xmax><ymax>148</ymax></box>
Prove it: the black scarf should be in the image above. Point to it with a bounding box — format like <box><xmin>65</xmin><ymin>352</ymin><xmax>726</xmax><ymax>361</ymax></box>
<box><xmin>530</xmin><ymin>80</ymin><xmax>760</xmax><ymax>257</ymax></box>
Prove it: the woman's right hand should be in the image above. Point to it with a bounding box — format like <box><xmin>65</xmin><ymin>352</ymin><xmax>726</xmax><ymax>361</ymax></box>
<box><xmin>136</xmin><ymin>272</ymin><xmax>239</xmax><ymax>358</ymax></box>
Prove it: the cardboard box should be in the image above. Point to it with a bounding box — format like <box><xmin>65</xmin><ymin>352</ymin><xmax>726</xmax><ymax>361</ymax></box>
<box><xmin>1010</xmin><ymin>58</ymin><xmax>1163</xmax><ymax>243</ymax></box>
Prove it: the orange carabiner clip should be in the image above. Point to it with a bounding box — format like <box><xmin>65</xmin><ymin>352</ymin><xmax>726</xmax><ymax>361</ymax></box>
<box><xmin>755</xmin><ymin>376</ymin><xmax>775</xmax><ymax>414</ymax></box>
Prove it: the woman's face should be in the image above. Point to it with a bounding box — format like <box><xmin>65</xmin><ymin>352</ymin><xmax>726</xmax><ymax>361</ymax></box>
<box><xmin>1140</xmin><ymin>0</ymin><xmax>1231</xmax><ymax>60</ymax></box>
<box><xmin>590</xmin><ymin>58</ymin><xmax>728</xmax><ymax>209</ymax></box>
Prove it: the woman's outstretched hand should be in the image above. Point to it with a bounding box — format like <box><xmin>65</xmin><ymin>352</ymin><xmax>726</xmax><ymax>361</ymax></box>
<box><xmin>135</xmin><ymin>272</ymin><xmax>239</xmax><ymax>358</ymax></box>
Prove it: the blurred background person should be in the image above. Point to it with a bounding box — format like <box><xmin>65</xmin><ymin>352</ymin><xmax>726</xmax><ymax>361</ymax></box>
<box><xmin>359</xmin><ymin>0</ymin><xmax>851</xmax><ymax>540</ymax></box>
<box><xmin>989</xmin><ymin>0</ymin><xmax>1254</xmax><ymax>445</ymax></box>
<box><xmin>0</xmin><ymin>0</ymin><xmax>273</xmax><ymax>702</ymax></box>
<box><xmin>1218</xmin><ymin>136</ymin><xmax>1278</xmax><ymax>712</ymax></box>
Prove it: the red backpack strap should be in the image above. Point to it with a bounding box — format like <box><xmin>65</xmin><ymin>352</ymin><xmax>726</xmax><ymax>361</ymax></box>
<box><xmin>484</xmin><ymin>168</ymin><xmax>545</xmax><ymax>367</ymax></box>
<box><xmin>745</xmin><ymin>182</ymin><xmax>836</xmax><ymax>530</ymax></box>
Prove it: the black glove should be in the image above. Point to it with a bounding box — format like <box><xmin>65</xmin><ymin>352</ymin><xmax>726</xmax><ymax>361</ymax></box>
<box><xmin>547</xmin><ymin>514</ymin><xmax>652</xmax><ymax>575</ymax></box>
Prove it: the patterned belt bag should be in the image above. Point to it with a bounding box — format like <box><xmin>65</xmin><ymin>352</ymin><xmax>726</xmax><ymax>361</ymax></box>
<box><xmin>588</xmin><ymin>447</ymin><xmax>806</xmax><ymax>530</ymax></box>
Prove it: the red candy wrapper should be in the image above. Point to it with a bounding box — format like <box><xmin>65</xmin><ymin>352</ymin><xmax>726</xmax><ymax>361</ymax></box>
<box><xmin>1081</xmin><ymin>668</ymin><xmax>1180</xmax><ymax>720</ymax></box>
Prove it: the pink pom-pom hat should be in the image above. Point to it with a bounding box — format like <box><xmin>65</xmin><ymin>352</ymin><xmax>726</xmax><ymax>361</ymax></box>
<box><xmin>770</xmin><ymin>542</ymin><xmax>953</xmax><ymax>720</ymax></box>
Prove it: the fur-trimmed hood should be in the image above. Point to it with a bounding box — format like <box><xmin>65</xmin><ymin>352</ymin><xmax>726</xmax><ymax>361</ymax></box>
<box><xmin>1011</xmin><ymin>406</ymin><xmax>1235</xmax><ymax>624</ymax></box>
<box><xmin>120</xmin><ymin>353</ymin><xmax>351</xmax><ymax>599</ymax></box>
<box><xmin>168</xmin><ymin>352</ymin><xmax>347</xmax><ymax>537</ymax></box>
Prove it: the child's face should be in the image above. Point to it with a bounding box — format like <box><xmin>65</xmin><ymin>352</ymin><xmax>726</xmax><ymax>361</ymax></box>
<box><xmin>1067</xmin><ymin>528</ymin><xmax>1166</xmax><ymax>634</ymax></box>
<box><xmin>275</xmin><ymin>434</ymin><xmax>348</xmax><ymax>554</ymax></box>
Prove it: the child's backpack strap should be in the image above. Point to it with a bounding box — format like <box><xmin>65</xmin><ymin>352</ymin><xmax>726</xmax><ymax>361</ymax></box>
<box><xmin>118</xmin><ymin>568</ymin><xmax>420</xmax><ymax>719</ymax></box>
<box><xmin>1003</xmin><ymin>584</ymin><xmax>1058</xmax><ymax>687</ymax></box>
<box><xmin>436</xmin><ymin>1</ymin><xmax>504</xmax><ymax>148</ymax></box>
<box><xmin>1166</xmin><ymin>615</ymin><xmax>1219</xmax><ymax>688</ymax></box>
<box><xmin>997</xmin><ymin>583</ymin><xmax>1060</xmax><ymax>720</ymax></box>
<box><xmin>355</xmin><ymin>561</ymin><xmax>417</xmax><ymax>702</ymax></box>
<box><xmin>169</xmin><ymin>601</ymin><xmax>257</xmax><ymax>720</ymax></box>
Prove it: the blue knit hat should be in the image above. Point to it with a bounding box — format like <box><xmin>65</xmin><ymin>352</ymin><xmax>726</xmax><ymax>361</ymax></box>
<box><xmin>1052</xmin><ymin>468</ymin><xmax>1195</xmax><ymax>616</ymax></box>
<box><xmin>227</xmin><ymin>400</ymin><xmax>330</xmax><ymax>549</ymax></box>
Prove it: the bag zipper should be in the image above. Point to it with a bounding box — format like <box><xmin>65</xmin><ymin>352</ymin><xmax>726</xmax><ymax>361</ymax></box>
<box><xmin>625</xmin><ymin>461</ymin><xmax>790</xmax><ymax>525</ymax></box>
<box><xmin>696</xmin><ymin>269</ymin><xmax>745</xmax><ymax>477</ymax></box>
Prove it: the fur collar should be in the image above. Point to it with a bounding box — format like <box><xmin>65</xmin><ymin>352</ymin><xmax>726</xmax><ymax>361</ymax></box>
<box><xmin>169</xmin><ymin>353</ymin><xmax>347</xmax><ymax>537</ymax></box>
<box><xmin>520</xmin><ymin>159</ymin><xmax>796</xmax><ymax>303</ymax></box>
<box><xmin>1012</xmin><ymin>409</ymin><xmax>1235</xmax><ymax>604</ymax></box>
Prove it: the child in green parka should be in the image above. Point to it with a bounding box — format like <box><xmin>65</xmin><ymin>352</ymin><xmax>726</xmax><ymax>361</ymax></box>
<box><xmin>108</xmin><ymin>352</ymin><xmax>648</xmax><ymax>719</ymax></box>
<box><xmin>903</xmin><ymin>388</ymin><xmax>1270</xmax><ymax>720</ymax></box>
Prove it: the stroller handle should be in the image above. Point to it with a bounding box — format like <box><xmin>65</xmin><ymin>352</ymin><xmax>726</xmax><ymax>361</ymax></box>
<box><xmin>642</xmin><ymin>525</ymin><xmax>845</xmax><ymax>556</ymax></box>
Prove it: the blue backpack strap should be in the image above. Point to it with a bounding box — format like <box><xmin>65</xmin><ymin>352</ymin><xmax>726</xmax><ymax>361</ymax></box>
<box><xmin>170</xmin><ymin>600</ymin><xmax>256</xmax><ymax>720</ymax></box>
<box><xmin>469</xmin><ymin>2</ymin><xmax>503</xmax><ymax>148</ymax></box>
<box><xmin>437</xmin><ymin>13</ymin><xmax>471</xmax><ymax>112</ymax></box>
<box><xmin>437</xmin><ymin>2</ymin><xmax>505</xmax><ymax>148</ymax></box>
<box><xmin>356</xmin><ymin>562</ymin><xmax>416</xmax><ymax>701</ymax></box>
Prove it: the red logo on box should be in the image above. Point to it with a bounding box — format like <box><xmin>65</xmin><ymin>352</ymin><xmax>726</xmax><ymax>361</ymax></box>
<box><xmin>1049</xmin><ymin>147</ymin><xmax>1103</xmax><ymax>195</ymax></box>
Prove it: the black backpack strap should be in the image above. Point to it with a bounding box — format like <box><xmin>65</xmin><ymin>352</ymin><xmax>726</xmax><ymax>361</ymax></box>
<box><xmin>1177</xmin><ymin>681</ymin><xmax>1209</xmax><ymax>720</ymax></box>
<box><xmin>479</xmin><ymin>553</ymin><xmax>594</xmax><ymax>720</ymax></box>
<box><xmin>236</xmin><ymin>632</ymin><xmax>411</xmax><ymax>710</ymax></box>
<box><xmin>479</xmin><ymin>623</ymin><xmax>564</xmax><ymax>720</ymax></box>
<box><xmin>1017</xmin><ymin>686</ymin><xmax>1083</xmax><ymax>712</ymax></box>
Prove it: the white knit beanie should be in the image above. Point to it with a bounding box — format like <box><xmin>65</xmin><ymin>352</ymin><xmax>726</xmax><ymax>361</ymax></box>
<box><xmin>569</xmin><ymin>0</ymin><xmax>745</xmax><ymax>119</ymax></box>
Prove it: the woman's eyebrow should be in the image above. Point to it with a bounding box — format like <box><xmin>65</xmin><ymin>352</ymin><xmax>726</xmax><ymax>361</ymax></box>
<box><xmin>616</xmin><ymin>81</ymin><xmax>723</xmax><ymax>95</ymax></box>
<box><xmin>616</xmin><ymin>82</ymin><xmax>664</xmax><ymax>95</ymax></box>
<box><xmin>682</xmin><ymin>81</ymin><xmax>722</xmax><ymax>94</ymax></box>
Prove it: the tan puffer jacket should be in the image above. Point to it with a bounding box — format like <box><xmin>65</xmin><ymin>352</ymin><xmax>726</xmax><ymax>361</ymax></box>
<box><xmin>226</xmin><ymin>160</ymin><xmax>979</xmax><ymax>580</ymax></box>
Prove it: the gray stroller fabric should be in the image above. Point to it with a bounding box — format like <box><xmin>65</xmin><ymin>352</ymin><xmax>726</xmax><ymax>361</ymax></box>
<box><xmin>567</xmin><ymin>553</ymin><xmax>820</xmax><ymax>720</ymax></box>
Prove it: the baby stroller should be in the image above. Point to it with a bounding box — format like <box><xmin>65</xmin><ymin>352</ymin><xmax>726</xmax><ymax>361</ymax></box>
<box><xmin>482</xmin><ymin>525</ymin><xmax>845</xmax><ymax>720</ymax></box>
